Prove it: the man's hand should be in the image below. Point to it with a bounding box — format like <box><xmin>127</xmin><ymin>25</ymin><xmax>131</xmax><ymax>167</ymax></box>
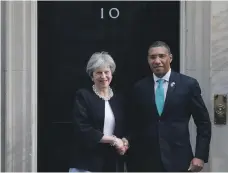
<box><xmin>188</xmin><ymin>158</ymin><xmax>204</xmax><ymax>172</ymax></box>
<box><xmin>114</xmin><ymin>138</ymin><xmax>126</xmax><ymax>155</ymax></box>
<box><xmin>114</xmin><ymin>138</ymin><xmax>129</xmax><ymax>155</ymax></box>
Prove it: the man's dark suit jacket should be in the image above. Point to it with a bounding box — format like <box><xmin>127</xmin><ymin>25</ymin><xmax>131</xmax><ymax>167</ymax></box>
<box><xmin>127</xmin><ymin>71</ymin><xmax>211</xmax><ymax>172</ymax></box>
<box><xmin>69</xmin><ymin>88</ymin><xmax>126</xmax><ymax>172</ymax></box>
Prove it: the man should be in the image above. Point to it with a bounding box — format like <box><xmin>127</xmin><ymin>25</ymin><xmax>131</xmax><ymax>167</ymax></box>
<box><xmin>127</xmin><ymin>41</ymin><xmax>211</xmax><ymax>172</ymax></box>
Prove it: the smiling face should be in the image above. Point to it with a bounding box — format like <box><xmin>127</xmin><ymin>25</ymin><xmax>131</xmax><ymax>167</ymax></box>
<box><xmin>92</xmin><ymin>66</ymin><xmax>112</xmax><ymax>90</ymax></box>
<box><xmin>148</xmin><ymin>46</ymin><xmax>172</xmax><ymax>77</ymax></box>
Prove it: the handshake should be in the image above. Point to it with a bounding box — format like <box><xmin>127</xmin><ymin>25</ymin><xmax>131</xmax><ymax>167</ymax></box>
<box><xmin>110</xmin><ymin>135</ymin><xmax>129</xmax><ymax>155</ymax></box>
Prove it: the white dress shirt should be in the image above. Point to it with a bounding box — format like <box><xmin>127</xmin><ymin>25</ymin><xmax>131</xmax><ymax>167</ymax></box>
<box><xmin>153</xmin><ymin>69</ymin><xmax>171</xmax><ymax>100</ymax></box>
<box><xmin>103</xmin><ymin>101</ymin><xmax>115</xmax><ymax>135</ymax></box>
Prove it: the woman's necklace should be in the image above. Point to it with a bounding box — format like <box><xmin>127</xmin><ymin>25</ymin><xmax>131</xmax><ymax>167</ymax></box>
<box><xmin>92</xmin><ymin>85</ymin><xmax>114</xmax><ymax>101</ymax></box>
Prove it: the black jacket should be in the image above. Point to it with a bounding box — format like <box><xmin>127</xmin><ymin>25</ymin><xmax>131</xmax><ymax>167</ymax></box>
<box><xmin>69</xmin><ymin>88</ymin><xmax>126</xmax><ymax>172</ymax></box>
<box><xmin>127</xmin><ymin>71</ymin><xmax>211</xmax><ymax>172</ymax></box>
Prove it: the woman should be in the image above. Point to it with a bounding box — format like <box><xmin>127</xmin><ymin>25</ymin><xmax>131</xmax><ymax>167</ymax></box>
<box><xmin>69</xmin><ymin>52</ymin><xmax>129</xmax><ymax>172</ymax></box>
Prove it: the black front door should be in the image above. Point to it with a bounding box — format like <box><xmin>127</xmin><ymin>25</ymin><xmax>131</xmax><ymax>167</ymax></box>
<box><xmin>38</xmin><ymin>1</ymin><xmax>180</xmax><ymax>171</ymax></box>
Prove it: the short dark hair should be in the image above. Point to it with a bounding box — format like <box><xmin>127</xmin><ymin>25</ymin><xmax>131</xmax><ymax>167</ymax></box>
<box><xmin>148</xmin><ymin>41</ymin><xmax>171</xmax><ymax>54</ymax></box>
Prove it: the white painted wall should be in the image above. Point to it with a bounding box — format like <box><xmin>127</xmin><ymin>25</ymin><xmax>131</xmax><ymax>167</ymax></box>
<box><xmin>211</xmin><ymin>1</ymin><xmax>228</xmax><ymax>172</ymax></box>
<box><xmin>0</xmin><ymin>1</ymin><xmax>37</xmax><ymax>172</ymax></box>
<box><xmin>183</xmin><ymin>1</ymin><xmax>211</xmax><ymax>171</ymax></box>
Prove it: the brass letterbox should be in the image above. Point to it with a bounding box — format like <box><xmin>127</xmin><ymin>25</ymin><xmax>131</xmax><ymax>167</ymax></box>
<box><xmin>214</xmin><ymin>94</ymin><xmax>227</xmax><ymax>125</ymax></box>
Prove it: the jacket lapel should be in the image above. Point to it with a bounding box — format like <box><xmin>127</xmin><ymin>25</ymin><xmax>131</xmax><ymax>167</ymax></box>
<box><xmin>161</xmin><ymin>71</ymin><xmax>177</xmax><ymax>116</ymax></box>
<box><xmin>145</xmin><ymin>76</ymin><xmax>159</xmax><ymax>116</ymax></box>
<box><xmin>109</xmin><ymin>95</ymin><xmax>124</xmax><ymax>136</ymax></box>
<box><xmin>92</xmin><ymin>94</ymin><xmax>105</xmax><ymax>130</ymax></box>
<box><xmin>150</xmin><ymin>78</ymin><xmax>159</xmax><ymax>115</ymax></box>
